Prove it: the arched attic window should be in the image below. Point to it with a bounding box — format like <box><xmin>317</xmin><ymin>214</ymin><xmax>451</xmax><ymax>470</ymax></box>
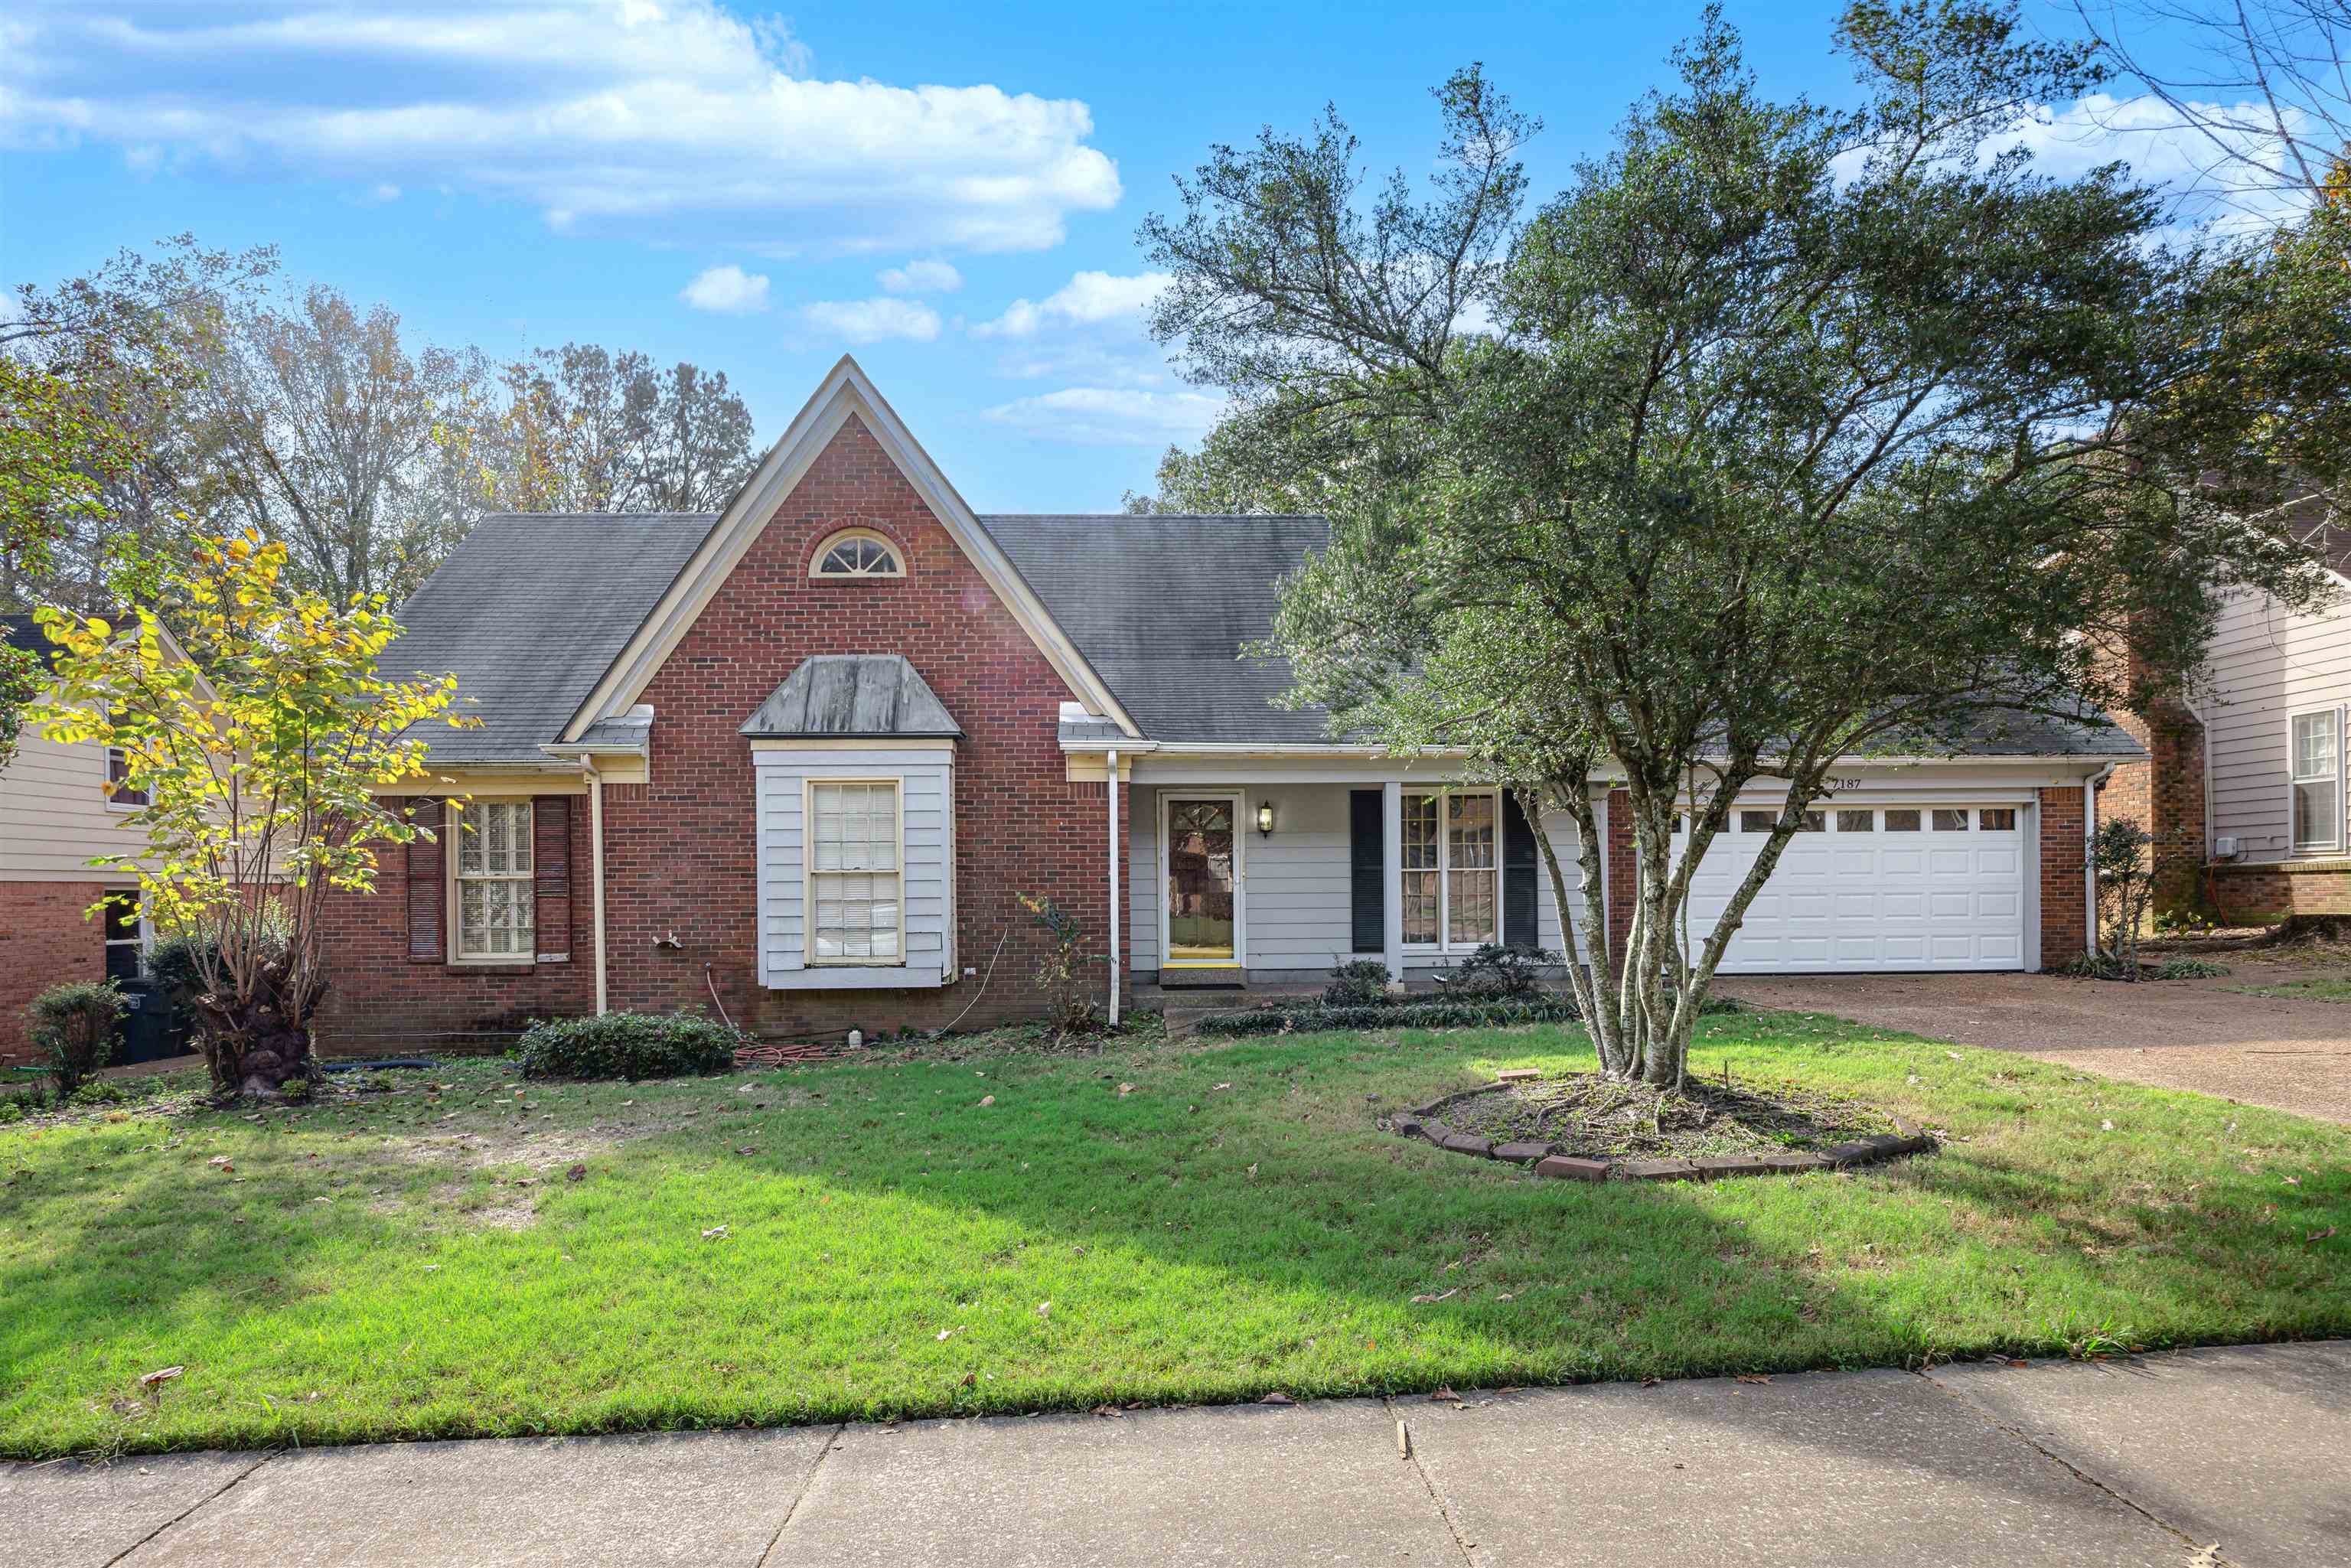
<box><xmin>810</xmin><ymin>528</ymin><xmax>905</xmax><ymax>579</ymax></box>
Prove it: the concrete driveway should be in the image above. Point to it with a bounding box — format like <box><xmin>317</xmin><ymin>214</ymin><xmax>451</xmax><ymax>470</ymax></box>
<box><xmin>1719</xmin><ymin>961</ymin><xmax>2351</xmax><ymax>1123</ymax></box>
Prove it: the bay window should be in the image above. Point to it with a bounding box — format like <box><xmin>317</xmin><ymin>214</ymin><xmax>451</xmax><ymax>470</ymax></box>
<box><xmin>2291</xmin><ymin>708</ymin><xmax>2343</xmax><ymax>854</ymax></box>
<box><xmin>1400</xmin><ymin>789</ymin><xmax>1497</xmax><ymax>950</ymax></box>
<box><xmin>808</xmin><ymin>780</ymin><xmax>902</xmax><ymax>963</ymax></box>
<box><xmin>451</xmin><ymin>799</ymin><xmax>535</xmax><ymax>960</ymax></box>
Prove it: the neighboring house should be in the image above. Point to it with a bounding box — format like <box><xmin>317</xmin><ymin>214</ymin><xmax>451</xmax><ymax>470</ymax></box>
<box><xmin>0</xmin><ymin>614</ymin><xmax>192</xmax><ymax>1064</ymax></box>
<box><xmin>2109</xmin><ymin>504</ymin><xmax>2351</xmax><ymax>923</ymax></box>
<box><xmin>314</xmin><ymin>357</ymin><xmax>2138</xmax><ymax>1052</ymax></box>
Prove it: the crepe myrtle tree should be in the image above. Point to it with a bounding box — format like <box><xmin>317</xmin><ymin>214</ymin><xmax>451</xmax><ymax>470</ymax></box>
<box><xmin>29</xmin><ymin>532</ymin><xmax>470</xmax><ymax>1097</ymax></box>
<box><xmin>1139</xmin><ymin>2</ymin><xmax>2340</xmax><ymax>1086</ymax></box>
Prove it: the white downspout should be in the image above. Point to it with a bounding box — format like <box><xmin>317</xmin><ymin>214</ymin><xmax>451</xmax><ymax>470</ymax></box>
<box><xmin>585</xmin><ymin>759</ymin><xmax>608</xmax><ymax>1015</ymax></box>
<box><xmin>1107</xmin><ymin>748</ymin><xmax>1120</xmax><ymax>1026</ymax></box>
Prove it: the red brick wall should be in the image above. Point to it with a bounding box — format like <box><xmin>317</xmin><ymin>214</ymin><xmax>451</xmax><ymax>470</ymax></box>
<box><xmin>316</xmin><ymin>415</ymin><xmax>1116</xmax><ymax>1050</ymax></box>
<box><xmin>2103</xmin><ymin>704</ymin><xmax>2206</xmax><ymax>918</ymax></box>
<box><xmin>315</xmin><ymin>803</ymin><xmax>593</xmax><ymax>1054</ymax></box>
<box><xmin>0</xmin><ymin>881</ymin><xmax>110</xmax><ymax>1064</ymax></box>
<box><xmin>2038</xmin><ymin>786</ymin><xmax>2089</xmax><ymax>967</ymax></box>
<box><xmin>2206</xmin><ymin>861</ymin><xmax>2351</xmax><ymax>921</ymax></box>
<box><xmin>1604</xmin><ymin>788</ymin><xmax>1635</xmax><ymax>968</ymax></box>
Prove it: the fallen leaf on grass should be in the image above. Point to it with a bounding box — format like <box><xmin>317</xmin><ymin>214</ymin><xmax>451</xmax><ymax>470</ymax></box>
<box><xmin>979</xmin><ymin>1096</ymin><xmax>995</xmax><ymax>1107</ymax></box>
<box><xmin>1430</xmin><ymin>1387</ymin><xmax>1463</xmax><ymax>1403</ymax></box>
<box><xmin>1090</xmin><ymin>1403</ymin><xmax>1123</xmax><ymax>1418</ymax></box>
<box><xmin>1735</xmin><ymin>1374</ymin><xmax>1772</xmax><ymax>1384</ymax></box>
<box><xmin>139</xmin><ymin>1367</ymin><xmax>183</xmax><ymax>1388</ymax></box>
<box><xmin>702</xmin><ymin>1225</ymin><xmax>729</xmax><ymax>1241</ymax></box>
<box><xmin>937</xmin><ymin>1326</ymin><xmax>962</xmax><ymax>1341</ymax></box>
<box><xmin>1035</xmin><ymin>1300</ymin><xmax>1051</xmax><ymax>1320</ymax></box>
<box><xmin>1117</xmin><ymin>1083</ymin><xmax>1136</xmax><ymax>1097</ymax></box>
<box><xmin>1410</xmin><ymin>1288</ymin><xmax>1460</xmax><ymax>1305</ymax></box>
<box><xmin>2309</xmin><ymin>1226</ymin><xmax>2338</xmax><ymax>1243</ymax></box>
<box><xmin>566</xmin><ymin>1164</ymin><xmax>586</xmax><ymax>1182</ymax></box>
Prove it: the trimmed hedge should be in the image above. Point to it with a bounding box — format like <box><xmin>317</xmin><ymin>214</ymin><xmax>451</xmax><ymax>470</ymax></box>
<box><xmin>517</xmin><ymin>1012</ymin><xmax>742</xmax><ymax>1081</ymax></box>
<box><xmin>1193</xmin><ymin>997</ymin><xmax>1583</xmax><ymax>1037</ymax></box>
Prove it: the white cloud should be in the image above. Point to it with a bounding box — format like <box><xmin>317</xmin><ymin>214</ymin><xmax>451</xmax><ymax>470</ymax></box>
<box><xmin>680</xmin><ymin>263</ymin><xmax>770</xmax><ymax>314</ymax></box>
<box><xmin>981</xmin><ymin>386</ymin><xmax>1222</xmax><ymax>447</ymax></box>
<box><xmin>800</xmin><ymin>296</ymin><xmax>942</xmax><ymax>344</ymax></box>
<box><xmin>973</xmin><ymin>270</ymin><xmax>1169</xmax><ymax>337</ymax></box>
<box><xmin>363</xmin><ymin>181</ymin><xmax>401</xmax><ymax>204</ymax></box>
<box><xmin>1999</xmin><ymin>92</ymin><xmax>2313</xmax><ymax>232</ymax></box>
<box><xmin>877</xmin><ymin>259</ymin><xmax>962</xmax><ymax>295</ymax></box>
<box><xmin>1</xmin><ymin>2</ymin><xmax>1120</xmax><ymax>254</ymax></box>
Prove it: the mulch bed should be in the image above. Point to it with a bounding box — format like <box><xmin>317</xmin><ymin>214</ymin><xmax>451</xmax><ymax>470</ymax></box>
<box><xmin>1391</xmin><ymin>1071</ymin><xmax>1933</xmax><ymax>1182</ymax></box>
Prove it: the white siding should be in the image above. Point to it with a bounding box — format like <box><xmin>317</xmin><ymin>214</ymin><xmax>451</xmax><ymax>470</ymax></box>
<box><xmin>1127</xmin><ymin>782</ymin><xmax>1590</xmax><ymax>980</ymax></box>
<box><xmin>0</xmin><ymin>729</ymin><xmax>150</xmax><ymax>881</ymax></box>
<box><xmin>2203</xmin><ymin>585</ymin><xmax>2351</xmax><ymax>862</ymax></box>
<box><xmin>752</xmin><ymin>746</ymin><xmax>954</xmax><ymax>989</ymax></box>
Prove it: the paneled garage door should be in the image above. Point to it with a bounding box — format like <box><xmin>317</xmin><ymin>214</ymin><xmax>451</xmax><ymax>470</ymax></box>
<box><xmin>1679</xmin><ymin>804</ymin><xmax>2027</xmax><ymax>973</ymax></box>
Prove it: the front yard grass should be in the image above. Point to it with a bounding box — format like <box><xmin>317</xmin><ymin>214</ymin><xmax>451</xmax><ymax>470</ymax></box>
<box><xmin>3</xmin><ymin>1011</ymin><xmax>2346</xmax><ymax>1457</ymax></box>
<box><xmin>2226</xmin><ymin>973</ymin><xmax>2351</xmax><ymax>1002</ymax></box>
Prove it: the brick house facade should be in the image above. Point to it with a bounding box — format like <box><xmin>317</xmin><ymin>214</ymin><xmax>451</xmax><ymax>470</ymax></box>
<box><xmin>315</xmin><ymin>413</ymin><xmax>1123</xmax><ymax>1053</ymax></box>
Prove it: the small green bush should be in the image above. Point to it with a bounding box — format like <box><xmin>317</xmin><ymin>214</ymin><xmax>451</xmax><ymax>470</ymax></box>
<box><xmin>1322</xmin><ymin>959</ymin><xmax>1393</xmax><ymax>1007</ymax></box>
<box><xmin>1436</xmin><ymin>943</ymin><xmax>1558</xmax><ymax>999</ymax></box>
<box><xmin>24</xmin><ymin>981</ymin><xmax>126</xmax><ymax>1097</ymax></box>
<box><xmin>1195</xmin><ymin>996</ymin><xmax>1583</xmax><ymax>1037</ymax></box>
<box><xmin>517</xmin><ymin>1011</ymin><xmax>743</xmax><ymax>1081</ymax></box>
<box><xmin>2149</xmin><ymin>957</ymin><xmax>2232</xmax><ymax>980</ymax></box>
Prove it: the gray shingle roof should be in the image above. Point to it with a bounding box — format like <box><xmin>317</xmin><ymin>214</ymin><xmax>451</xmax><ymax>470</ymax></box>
<box><xmin>1</xmin><ymin>614</ymin><xmax>57</xmax><ymax>670</ymax></box>
<box><xmin>383</xmin><ymin>506</ymin><xmax>2141</xmax><ymax>764</ymax></box>
<box><xmin>741</xmin><ymin>654</ymin><xmax>962</xmax><ymax>739</ymax></box>
<box><xmin>388</xmin><ymin>512</ymin><xmax>714</xmax><ymax>765</ymax></box>
<box><xmin>979</xmin><ymin>513</ymin><xmax>1339</xmax><ymax>745</ymax></box>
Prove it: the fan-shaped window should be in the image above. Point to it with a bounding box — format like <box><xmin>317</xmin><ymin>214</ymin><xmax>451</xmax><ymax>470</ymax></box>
<box><xmin>811</xmin><ymin>530</ymin><xmax>905</xmax><ymax>579</ymax></box>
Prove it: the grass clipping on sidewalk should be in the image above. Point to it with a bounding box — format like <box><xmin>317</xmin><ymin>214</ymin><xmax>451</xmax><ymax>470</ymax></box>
<box><xmin>2</xmin><ymin>1010</ymin><xmax>2347</xmax><ymax>1456</ymax></box>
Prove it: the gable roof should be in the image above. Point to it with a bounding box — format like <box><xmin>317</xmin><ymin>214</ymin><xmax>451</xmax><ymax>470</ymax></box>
<box><xmin>386</xmin><ymin>512</ymin><xmax>709</xmax><ymax>766</ymax></box>
<box><xmin>1</xmin><ymin>614</ymin><xmax>57</xmax><ymax>671</ymax></box>
<box><xmin>560</xmin><ymin>355</ymin><xmax>1139</xmax><ymax>745</ymax></box>
<box><xmin>978</xmin><ymin>513</ymin><xmax>1336</xmax><ymax>745</ymax></box>
<box><xmin>741</xmin><ymin>655</ymin><xmax>962</xmax><ymax>740</ymax></box>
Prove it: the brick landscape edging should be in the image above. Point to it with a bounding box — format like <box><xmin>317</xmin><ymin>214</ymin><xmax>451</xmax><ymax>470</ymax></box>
<box><xmin>1386</xmin><ymin>1083</ymin><xmax>1935</xmax><ymax>1182</ymax></box>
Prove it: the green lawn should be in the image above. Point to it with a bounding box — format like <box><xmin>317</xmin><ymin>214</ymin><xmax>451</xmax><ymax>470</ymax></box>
<box><xmin>3</xmin><ymin>1012</ymin><xmax>2347</xmax><ymax>1458</ymax></box>
<box><xmin>2227</xmin><ymin>973</ymin><xmax>2351</xmax><ymax>1002</ymax></box>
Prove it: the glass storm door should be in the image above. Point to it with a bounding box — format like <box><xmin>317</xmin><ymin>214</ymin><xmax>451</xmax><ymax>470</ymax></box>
<box><xmin>1164</xmin><ymin>797</ymin><xmax>1240</xmax><ymax>961</ymax></box>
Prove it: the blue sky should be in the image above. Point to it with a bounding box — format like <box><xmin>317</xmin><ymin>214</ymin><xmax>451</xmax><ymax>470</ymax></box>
<box><xmin>0</xmin><ymin>1</ymin><xmax>2254</xmax><ymax>511</ymax></box>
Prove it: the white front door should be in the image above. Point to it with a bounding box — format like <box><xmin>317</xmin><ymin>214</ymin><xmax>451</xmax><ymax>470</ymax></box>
<box><xmin>1161</xmin><ymin>793</ymin><xmax>1244</xmax><ymax>966</ymax></box>
<box><xmin>1682</xmin><ymin>803</ymin><xmax>2027</xmax><ymax>973</ymax></box>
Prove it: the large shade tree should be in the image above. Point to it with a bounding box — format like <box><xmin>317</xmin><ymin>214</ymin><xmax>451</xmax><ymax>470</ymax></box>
<box><xmin>1140</xmin><ymin>1</ymin><xmax>2341</xmax><ymax>1086</ymax></box>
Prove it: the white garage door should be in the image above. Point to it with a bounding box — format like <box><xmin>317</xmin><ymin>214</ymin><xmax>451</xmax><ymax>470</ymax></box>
<box><xmin>1679</xmin><ymin>804</ymin><xmax>2027</xmax><ymax>973</ymax></box>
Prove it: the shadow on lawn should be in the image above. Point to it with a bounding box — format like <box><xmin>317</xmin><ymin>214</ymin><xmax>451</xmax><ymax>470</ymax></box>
<box><xmin>3</xmin><ymin>1020</ymin><xmax>2346</xmax><ymax>1478</ymax></box>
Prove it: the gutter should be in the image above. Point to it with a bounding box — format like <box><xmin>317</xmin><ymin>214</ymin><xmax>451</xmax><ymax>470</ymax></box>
<box><xmin>2085</xmin><ymin>760</ymin><xmax>2122</xmax><ymax>955</ymax></box>
<box><xmin>1107</xmin><ymin>748</ymin><xmax>1120</xmax><ymax>1027</ymax></box>
<box><xmin>582</xmin><ymin>758</ymin><xmax>609</xmax><ymax>1015</ymax></box>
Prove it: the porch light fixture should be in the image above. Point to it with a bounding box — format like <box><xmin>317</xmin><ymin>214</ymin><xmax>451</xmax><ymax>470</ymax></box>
<box><xmin>1257</xmin><ymin>802</ymin><xmax>1275</xmax><ymax>837</ymax></box>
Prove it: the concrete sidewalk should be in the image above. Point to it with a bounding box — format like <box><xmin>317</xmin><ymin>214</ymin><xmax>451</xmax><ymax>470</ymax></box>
<box><xmin>7</xmin><ymin>1342</ymin><xmax>2343</xmax><ymax>1568</ymax></box>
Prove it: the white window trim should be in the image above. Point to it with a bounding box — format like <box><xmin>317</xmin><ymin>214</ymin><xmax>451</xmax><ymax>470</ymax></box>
<box><xmin>103</xmin><ymin>745</ymin><xmax>146</xmax><ymax>812</ymax></box>
<box><xmin>1399</xmin><ymin>787</ymin><xmax>1501</xmax><ymax>954</ymax></box>
<box><xmin>445</xmin><ymin>797</ymin><xmax>537</xmax><ymax>967</ymax></box>
<box><xmin>802</xmin><ymin>776</ymin><xmax>908</xmax><ymax>967</ymax></box>
<box><xmin>103</xmin><ymin>886</ymin><xmax>148</xmax><ymax>976</ymax></box>
<box><xmin>2287</xmin><ymin>704</ymin><xmax>2346</xmax><ymax>857</ymax></box>
<box><xmin>808</xmin><ymin>527</ymin><xmax>906</xmax><ymax>579</ymax></box>
<box><xmin>1158</xmin><ymin>790</ymin><xmax>1246</xmax><ymax>967</ymax></box>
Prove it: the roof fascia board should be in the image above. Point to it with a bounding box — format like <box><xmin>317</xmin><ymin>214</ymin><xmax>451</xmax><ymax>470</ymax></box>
<box><xmin>562</xmin><ymin>355</ymin><xmax>1141</xmax><ymax>744</ymax></box>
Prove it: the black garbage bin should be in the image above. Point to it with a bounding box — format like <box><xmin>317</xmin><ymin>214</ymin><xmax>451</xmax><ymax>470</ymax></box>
<box><xmin>114</xmin><ymin>976</ymin><xmax>194</xmax><ymax>1066</ymax></box>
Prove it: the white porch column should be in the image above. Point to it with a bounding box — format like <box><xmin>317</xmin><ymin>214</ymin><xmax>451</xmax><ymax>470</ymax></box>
<box><xmin>1381</xmin><ymin>780</ymin><xmax>1404</xmax><ymax>979</ymax></box>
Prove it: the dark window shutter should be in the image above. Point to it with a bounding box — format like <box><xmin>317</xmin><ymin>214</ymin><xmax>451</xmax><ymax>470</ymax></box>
<box><xmin>533</xmin><ymin>795</ymin><xmax>573</xmax><ymax>962</ymax></box>
<box><xmin>1502</xmin><ymin>790</ymin><xmax>1539</xmax><ymax>951</ymax></box>
<box><xmin>1349</xmin><ymin>789</ymin><xmax>1384</xmax><ymax>954</ymax></box>
<box><xmin>406</xmin><ymin>798</ymin><xmax>444</xmax><ymax>964</ymax></box>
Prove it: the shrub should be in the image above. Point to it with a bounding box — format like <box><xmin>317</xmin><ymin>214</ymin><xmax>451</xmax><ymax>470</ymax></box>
<box><xmin>2150</xmin><ymin>957</ymin><xmax>2231</xmax><ymax>980</ymax></box>
<box><xmin>1322</xmin><ymin>959</ymin><xmax>1393</xmax><ymax>1007</ymax></box>
<box><xmin>517</xmin><ymin>1012</ymin><xmax>742</xmax><ymax>1081</ymax></box>
<box><xmin>1195</xmin><ymin>996</ymin><xmax>1583</xmax><ymax>1037</ymax></box>
<box><xmin>25</xmin><ymin>981</ymin><xmax>126</xmax><ymax>1097</ymax></box>
<box><xmin>1016</xmin><ymin>892</ymin><xmax>1101</xmax><ymax>1037</ymax></box>
<box><xmin>1436</xmin><ymin>943</ymin><xmax>1557</xmax><ymax>999</ymax></box>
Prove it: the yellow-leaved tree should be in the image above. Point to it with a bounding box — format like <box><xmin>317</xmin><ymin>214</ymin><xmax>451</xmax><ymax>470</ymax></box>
<box><xmin>31</xmin><ymin>531</ymin><xmax>469</xmax><ymax>1097</ymax></box>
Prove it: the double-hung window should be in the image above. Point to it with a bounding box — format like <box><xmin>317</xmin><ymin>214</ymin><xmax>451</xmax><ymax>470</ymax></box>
<box><xmin>809</xmin><ymin>781</ymin><xmax>902</xmax><ymax>963</ymax></box>
<box><xmin>452</xmin><ymin>799</ymin><xmax>535</xmax><ymax>960</ymax></box>
<box><xmin>2291</xmin><ymin>709</ymin><xmax>2343</xmax><ymax>854</ymax></box>
<box><xmin>1400</xmin><ymin>790</ymin><xmax>1498</xmax><ymax>950</ymax></box>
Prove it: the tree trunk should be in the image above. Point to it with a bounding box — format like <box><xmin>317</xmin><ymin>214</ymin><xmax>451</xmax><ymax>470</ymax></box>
<box><xmin>191</xmin><ymin>955</ymin><xmax>324</xmax><ymax>1099</ymax></box>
